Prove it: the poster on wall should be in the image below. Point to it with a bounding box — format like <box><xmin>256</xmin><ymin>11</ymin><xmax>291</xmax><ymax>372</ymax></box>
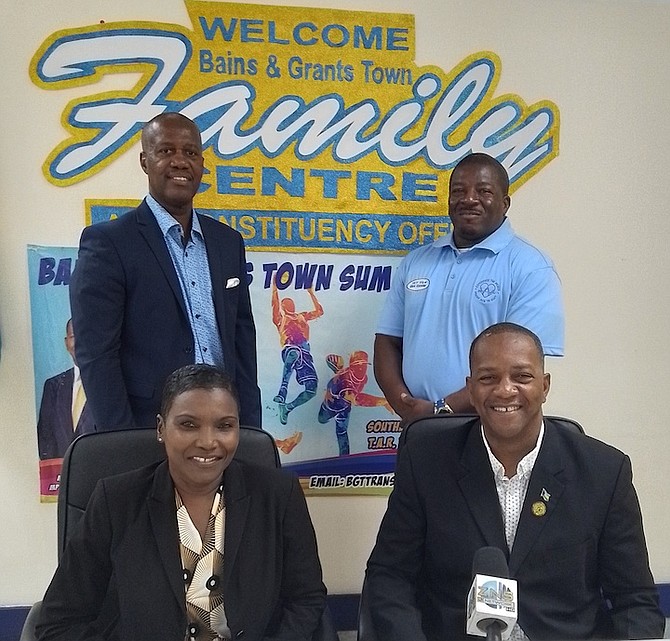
<box><xmin>29</xmin><ymin>1</ymin><xmax>559</xmax><ymax>496</ymax></box>
<box><xmin>28</xmin><ymin>245</ymin><xmax>88</xmax><ymax>502</ymax></box>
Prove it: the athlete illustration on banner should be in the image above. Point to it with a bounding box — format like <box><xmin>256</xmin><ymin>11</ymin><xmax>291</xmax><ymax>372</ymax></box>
<box><xmin>271</xmin><ymin>277</ymin><xmax>324</xmax><ymax>434</ymax></box>
<box><xmin>275</xmin><ymin>430</ymin><xmax>303</xmax><ymax>455</ymax></box>
<box><xmin>318</xmin><ymin>350</ymin><xmax>393</xmax><ymax>456</ymax></box>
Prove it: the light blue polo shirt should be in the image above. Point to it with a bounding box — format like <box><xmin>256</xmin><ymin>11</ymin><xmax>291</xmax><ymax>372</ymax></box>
<box><xmin>377</xmin><ymin>218</ymin><xmax>564</xmax><ymax>401</ymax></box>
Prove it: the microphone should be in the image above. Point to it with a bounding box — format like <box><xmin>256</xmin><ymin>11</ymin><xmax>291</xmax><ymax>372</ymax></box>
<box><xmin>466</xmin><ymin>547</ymin><xmax>518</xmax><ymax>641</ymax></box>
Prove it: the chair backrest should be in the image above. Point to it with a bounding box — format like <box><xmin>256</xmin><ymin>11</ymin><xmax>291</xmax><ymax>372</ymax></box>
<box><xmin>399</xmin><ymin>413</ymin><xmax>584</xmax><ymax>449</ymax></box>
<box><xmin>57</xmin><ymin>425</ymin><xmax>280</xmax><ymax>558</ymax></box>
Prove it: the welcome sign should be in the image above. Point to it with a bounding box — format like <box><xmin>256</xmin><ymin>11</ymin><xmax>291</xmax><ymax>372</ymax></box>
<box><xmin>29</xmin><ymin>1</ymin><xmax>559</xmax><ymax>495</ymax></box>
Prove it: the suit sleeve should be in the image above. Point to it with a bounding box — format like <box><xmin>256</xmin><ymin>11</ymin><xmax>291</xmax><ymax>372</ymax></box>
<box><xmin>70</xmin><ymin>224</ymin><xmax>135</xmax><ymax>429</ymax></box>
<box><xmin>365</xmin><ymin>443</ymin><xmax>430</xmax><ymax>641</ymax></box>
<box><xmin>599</xmin><ymin>455</ymin><xmax>665</xmax><ymax>639</ymax></box>
<box><xmin>36</xmin><ymin>379</ymin><xmax>59</xmax><ymax>460</ymax></box>
<box><xmin>263</xmin><ymin>476</ymin><xmax>326</xmax><ymax>641</ymax></box>
<box><xmin>36</xmin><ymin>481</ymin><xmax>117</xmax><ymax>641</ymax></box>
<box><xmin>233</xmin><ymin>234</ymin><xmax>262</xmax><ymax>428</ymax></box>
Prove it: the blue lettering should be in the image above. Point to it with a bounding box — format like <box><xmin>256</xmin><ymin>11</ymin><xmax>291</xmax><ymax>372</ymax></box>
<box><xmin>294</xmin><ymin>22</ymin><xmax>317</xmax><ymax>46</ymax></box>
<box><xmin>356</xmin><ymin>171</ymin><xmax>397</xmax><ymax>201</ymax></box>
<box><xmin>294</xmin><ymin>263</ymin><xmax>318</xmax><ymax>288</ymax></box>
<box><xmin>322</xmin><ymin>24</ymin><xmax>349</xmax><ymax>48</ymax></box>
<box><xmin>198</xmin><ymin>16</ymin><xmax>238</xmax><ymax>41</ymax></box>
<box><xmin>54</xmin><ymin>258</ymin><xmax>72</xmax><ymax>286</ymax></box>
<box><xmin>402</xmin><ymin>173</ymin><xmax>437</xmax><ymax>202</ymax></box>
<box><xmin>353</xmin><ymin>26</ymin><xmax>382</xmax><ymax>50</ymax></box>
<box><xmin>315</xmin><ymin>264</ymin><xmax>333</xmax><ymax>291</ymax></box>
<box><xmin>38</xmin><ymin>257</ymin><xmax>56</xmax><ymax>285</ymax></box>
<box><xmin>262</xmin><ymin>262</ymin><xmax>278</xmax><ymax>288</ymax></box>
<box><xmin>309</xmin><ymin>169</ymin><xmax>351</xmax><ymax>199</ymax></box>
<box><xmin>216</xmin><ymin>165</ymin><xmax>255</xmax><ymax>195</ymax></box>
<box><xmin>261</xmin><ymin>167</ymin><xmax>305</xmax><ymax>197</ymax></box>
<box><xmin>38</xmin><ymin>257</ymin><xmax>72</xmax><ymax>285</ymax></box>
<box><xmin>268</xmin><ymin>21</ymin><xmax>289</xmax><ymax>45</ymax></box>
<box><xmin>275</xmin><ymin>262</ymin><xmax>294</xmax><ymax>290</ymax></box>
<box><xmin>339</xmin><ymin>265</ymin><xmax>354</xmax><ymax>291</ymax></box>
<box><xmin>339</xmin><ymin>264</ymin><xmax>391</xmax><ymax>291</ymax></box>
<box><xmin>240</xmin><ymin>19</ymin><xmax>263</xmax><ymax>43</ymax></box>
<box><xmin>387</xmin><ymin>28</ymin><xmax>409</xmax><ymax>51</ymax></box>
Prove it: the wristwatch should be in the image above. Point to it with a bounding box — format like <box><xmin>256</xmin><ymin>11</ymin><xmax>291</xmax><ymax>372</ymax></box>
<box><xmin>433</xmin><ymin>398</ymin><xmax>454</xmax><ymax>414</ymax></box>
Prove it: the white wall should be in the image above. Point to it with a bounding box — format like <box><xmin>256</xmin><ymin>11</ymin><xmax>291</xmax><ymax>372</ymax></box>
<box><xmin>2</xmin><ymin>0</ymin><xmax>670</xmax><ymax>605</ymax></box>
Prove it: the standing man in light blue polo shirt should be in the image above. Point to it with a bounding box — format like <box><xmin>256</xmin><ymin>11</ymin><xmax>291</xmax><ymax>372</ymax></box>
<box><xmin>374</xmin><ymin>153</ymin><xmax>563</xmax><ymax>425</ymax></box>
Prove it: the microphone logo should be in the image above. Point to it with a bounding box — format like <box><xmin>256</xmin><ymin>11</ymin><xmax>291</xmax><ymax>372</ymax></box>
<box><xmin>477</xmin><ymin>580</ymin><xmax>515</xmax><ymax>612</ymax></box>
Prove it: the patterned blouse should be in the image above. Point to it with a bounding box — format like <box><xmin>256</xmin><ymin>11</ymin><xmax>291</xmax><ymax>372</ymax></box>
<box><xmin>176</xmin><ymin>485</ymin><xmax>231</xmax><ymax>641</ymax></box>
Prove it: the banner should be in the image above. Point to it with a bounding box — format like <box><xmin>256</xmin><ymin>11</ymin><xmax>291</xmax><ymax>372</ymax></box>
<box><xmin>28</xmin><ymin>246</ymin><xmax>80</xmax><ymax>501</ymax></box>
<box><xmin>29</xmin><ymin>1</ymin><xmax>559</xmax><ymax>495</ymax></box>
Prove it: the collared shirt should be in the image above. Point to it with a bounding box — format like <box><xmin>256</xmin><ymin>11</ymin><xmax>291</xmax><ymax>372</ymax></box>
<box><xmin>482</xmin><ymin>421</ymin><xmax>545</xmax><ymax>641</ymax></box>
<box><xmin>147</xmin><ymin>195</ymin><xmax>224</xmax><ymax>367</ymax></box>
<box><xmin>176</xmin><ymin>485</ymin><xmax>231</xmax><ymax>640</ymax></box>
<box><xmin>376</xmin><ymin>218</ymin><xmax>564</xmax><ymax>401</ymax></box>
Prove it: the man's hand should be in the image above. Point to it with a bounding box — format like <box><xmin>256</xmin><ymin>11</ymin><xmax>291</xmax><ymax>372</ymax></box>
<box><xmin>397</xmin><ymin>392</ymin><xmax>434</xmax><ymax>427</ymax></box>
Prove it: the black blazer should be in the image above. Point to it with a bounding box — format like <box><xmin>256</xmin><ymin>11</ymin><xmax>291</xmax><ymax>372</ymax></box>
<box><xmin>69</xmin><ymin>201</ymin><xmax>261</xmax><ymax>429</ymax></box>
<box><xmin>36</xmin><ymin>460</ymin><xmax>326</xmax><ymax>641</ymax></box>
<box><xmin>36</xmin><ymin>367</ymin><xmax>94</xmax><ymax>460</ymax></box>
<box><xmin>366</xmin><ymin>418</ymin><xmax>663</xmax><ymax>641</ymax></box>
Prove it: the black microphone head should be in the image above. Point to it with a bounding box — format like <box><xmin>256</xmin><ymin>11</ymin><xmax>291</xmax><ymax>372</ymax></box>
<box><xmin>472</xmin><ymin>546</ymin><xmax>509</xmax><ymax>578</ymax></box>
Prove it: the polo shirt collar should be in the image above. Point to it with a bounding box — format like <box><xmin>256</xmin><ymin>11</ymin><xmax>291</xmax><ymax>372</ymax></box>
<box><xmin>434</xmin><ymin>217</ymin><xmax>513</xmax><ymax>253</ymax></box>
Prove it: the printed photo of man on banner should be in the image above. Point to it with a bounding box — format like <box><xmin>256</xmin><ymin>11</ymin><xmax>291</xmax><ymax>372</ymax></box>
<box><xmin>28</xmin><ymin>245</ymin><xmax>95</xmax><ymax>501</ymax></box>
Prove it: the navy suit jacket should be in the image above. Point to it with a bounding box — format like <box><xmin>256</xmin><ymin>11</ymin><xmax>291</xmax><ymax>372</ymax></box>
<box><xmin>36</xmin><ymin>460</ymin><xmax>326</xmax><ymax>641</ymax></box>
<box><xmin>69</xmin><ymin>201</ymin><xmax>261</xmax><ymax>429</ymax></box>
<box><xmin>36</xmin><ymin>367</ymin><xmax>94</xmax><ymax>460</ymax></box>
<box><xmin>366</xmin><ymin>418</ymin><xmax>664</xmax><ymax>641</ymax></box>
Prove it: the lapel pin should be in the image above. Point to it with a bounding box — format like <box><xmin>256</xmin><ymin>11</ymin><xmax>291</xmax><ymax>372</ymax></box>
<box><xmin>540</xmin><ymin>488</ymin><xmax>551</xmax><ymax>502</ymax></box>
<box><xmin>531</xmin><ymin>501</ymin><xmax>546</xmax><ymax>517</ymax></box>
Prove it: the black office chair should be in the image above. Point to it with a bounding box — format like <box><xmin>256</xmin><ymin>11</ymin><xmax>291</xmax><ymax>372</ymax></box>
<box><xmin>398</xmin><ymin>413</ymin><xmax>584</xmax><ymax>449</ymax></box>
<box><xmin>22</xmin><ymin>426</ymin><xmax>337</xmax><ymax>641</ymax></box>
<box><xmin>357</xmin><ymin>414</ymin><xmax>585</xmax><ymax>641</ymax></box>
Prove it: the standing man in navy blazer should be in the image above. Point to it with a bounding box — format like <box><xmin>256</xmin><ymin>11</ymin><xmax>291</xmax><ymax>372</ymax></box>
<box><xmin>366</xmin><ymin>322</ymin><xmax>663</xmax><ymax>641</ymax></box>
<box><xmin>70</xmin><ymin>113</ymin><xmax>261</xmax><ymax>430</ymax></box>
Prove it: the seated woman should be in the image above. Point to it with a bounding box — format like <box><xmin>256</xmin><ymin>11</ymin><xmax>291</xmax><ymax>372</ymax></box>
<box><xmin>36</xmin><ymin>364</ymin><xmax>326</xmax><ymax>641</ymax></box>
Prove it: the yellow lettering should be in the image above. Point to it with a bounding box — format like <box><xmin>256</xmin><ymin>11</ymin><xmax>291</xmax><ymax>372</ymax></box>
<box><xmin>398</xmin><ymin>221</ymin><xmax>417</xmax><ymax>244</ymax></box>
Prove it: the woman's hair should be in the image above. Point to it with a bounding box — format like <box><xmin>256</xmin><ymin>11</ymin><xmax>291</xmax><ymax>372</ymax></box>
<box><xmin>160</xmin><ymin>364</ymin><xmax>240</xmax><ymax>416</ymax></box>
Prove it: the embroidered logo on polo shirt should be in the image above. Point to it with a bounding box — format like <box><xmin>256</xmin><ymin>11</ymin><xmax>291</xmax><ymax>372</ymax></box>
<box><xmin>474</xmin><ymin>279</ymin><xmax>500</xmax><ymax>303</ymax></box>
<box><xmin>407</xmin><ymin>278</ymin><xmax>430</xmax><ymax>291</ymax></box>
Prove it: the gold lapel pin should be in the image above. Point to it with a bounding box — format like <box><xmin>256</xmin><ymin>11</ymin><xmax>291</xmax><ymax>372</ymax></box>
<box><xmin>531</xmin><ymin>501</ymin><xmax>547</xmax><ymax>517</ymax></box>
